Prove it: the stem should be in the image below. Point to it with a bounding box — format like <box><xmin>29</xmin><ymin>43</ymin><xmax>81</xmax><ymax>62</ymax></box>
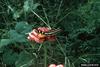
<box><xmin>31</xmin><ymin>10</ymin><xmax>51</xmax><ymax>29</ymax></box>
<box><xmin>44</xmin><ymin>45</ymin><xmax>47</xmax><ymax>67</ymax></box>
<box><xmin>65</xmin><ymin>57</ymin><xmax>67</xmax><ymax>67</ymax></box>
<box><xmin>38</xmin><ymin>44</ymin><xmax>43</xmax><ymax>51</ymax></box>
<box><xmin>42</xmin><ymin>6</ymin><xmax>51</xmax><ymax>29</ymax></box>
<box><xmin>56</xmin><ymin>38</ymin><xmax>66</xmax><ymax>56</ymax></box>
<box><xmin>55</xmin><ymin>0</ymin><xmax>63</xmax><ymax>21</ymax></box>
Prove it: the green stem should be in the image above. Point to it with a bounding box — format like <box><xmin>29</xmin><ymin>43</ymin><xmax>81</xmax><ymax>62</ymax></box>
<box><xmin>38</xmin><ymin>44</ymin><xmax>43</xmax><ymax>51</ymax></box>
<box><xmin>44</xmin><ymin>45</ymin><xmax>47</xmax><ymax>67</ymax></box>
<box><xmin>31</xmin><ymin>9</ymin><xmax>51</xmax><ymax>29</ymax></box>
<box><xmin>42</xmin><ymin>6</ymin><xmax>51</xmax><ymax>28</ymax></box>
<box><xmin>55</xmin><ymin>0</ymin><xmax>63</xmax><ymax>21</ymax></box>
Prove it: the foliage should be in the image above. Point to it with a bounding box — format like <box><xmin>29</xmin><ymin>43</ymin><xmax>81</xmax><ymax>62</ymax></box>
<box><xmin>0</xmin><ymin>0</ymin><xmax>100</xmax><ymax>67</ymax></box>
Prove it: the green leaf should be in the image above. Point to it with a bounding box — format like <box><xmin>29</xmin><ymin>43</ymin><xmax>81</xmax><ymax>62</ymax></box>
<box><xmin>9</xmin><ymin>30</ymin><xmax>27</xmax><ymax>42</ymax></box>
<box><xmin>13</xmin><ymin>11</ymin><xmax>20</xmax><ymax>20</ymax></box>
<box><xmin>23</xmin><ymin>0</ymin><xmax>40</xmax><ymax>12</ymax></box>
<box><xmin>32</xmin><ymin>3</ymin><xmax>40</xmax><ymax>10</ymax></box>
<box><xmin>15</xmin><ymin>51</ymin><xmax>34</xmax><ymax>67</ymax></box>
<box><xmin>3</xmin><ymin>50</ymin><xmax>18</xmax><ymax>65</ymax></box>
<box><xmin>23</xmin><ymin>0</ymin><xmax>30</xmax><ymax>12</ymax></box>
<box><xmin>0</xmin><ymin>39</ymin><xmax>11</xmax><ymax>48</ymax></box>
<box><xmin>15</xmin><ymin>22</ymin><xmax>32</xmax><ymax>34</ymax></box>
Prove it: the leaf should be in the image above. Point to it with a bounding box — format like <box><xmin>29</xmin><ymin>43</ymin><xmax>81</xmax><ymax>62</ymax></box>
<box><xmin>32</xmin><ymin>3</ymin><xmax>40</xmax><ymax>10</ymax></box>
<box><xmin>13</xmin><ymin>11</ymin><xmax>20</xmax><ymax>20</ymax></box>
<box><xmin>23</xmin><ymin>0</ymin><xmax>30</xmax><ymax>12</ymax></box>
<box><xmin>23</xmin><ymin>0</ymin><xmax>40</xmax><ymax>12</ymax></box>
<box><xmin>15</xmin><ymin>51</ymin><xmax>34</xmax><ymax>67</ymax></box>
<box><xmin>0</xmin><ymin>39</ymin><xmax>11</xmax><ymax>48</ymax></box>
<box><xmin>9</xmin><ymin>30</ymin><xmax>27</xmax><ymax>42</ymax></box>
<box><xmin>15</xmin><ymin>22</ymin><xmax>32</xmax><ymax>34</ymax></box>
<box><xmin>3</xmin><ymin>50</ymin><xmax>18</xmax><ymax>65</ymax></box>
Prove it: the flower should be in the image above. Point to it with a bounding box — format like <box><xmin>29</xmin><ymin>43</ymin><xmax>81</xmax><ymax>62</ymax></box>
<box><xmin>56</xmin><ymin>64</ymin><xmax>64</xmax><ymax>67</ymax></box>
<box><xmin>48</xmin><ymin>64</ymin><xmax>56</xmax><ymax>67</ymax></box>
<box><xmin>48</xmin><ymin>64</ymin><xmax>64</xmax><ymax>67</ymax></box>
<box><xmin>46</xmin><ymin>35</ymin><xmax>56</xmax><ymax>41</ymax></box>
<box><xmin>37</xmin><ymin>27</ymin><xmax>50</xmax><ymax>32</ymax></box>
<box><xmin>27</xmin><ymin>29</ymin><xmax>46</xmax><ymax>43</ymax></box>
<box><xmin>27</xmin><ymin>27</ymin><xmax>56</xmax><ymax>43</ymax></box>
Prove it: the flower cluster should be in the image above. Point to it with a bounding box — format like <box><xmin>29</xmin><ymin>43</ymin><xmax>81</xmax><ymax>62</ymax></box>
<box><xmin>27</xmin><ymin>27</ymin><xmax>56</xmax><ymax>43</ymax></box>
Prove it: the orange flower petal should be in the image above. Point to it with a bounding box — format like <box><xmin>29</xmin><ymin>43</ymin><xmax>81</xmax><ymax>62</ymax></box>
<box><xmin>38</xmin><ymin>34</ymin><xmax>46</xmax><ymax>38</ymax></box>
<box><xmin>38</xmin><ymin>27</ymin><xmax>50</xmax><ymax>32</ymax></box>
<box><xmin>31</xmin><ymin>29</ymin><xmax>38</xmax><ymax>36</ymax></box>
<box><xmin>27</xmin><ymin>36</ymin><xmax>31</xmax><ymax>40</ymax></box>
<box><xmin>46</xmin><ymin>35</ymin><xmax>56</xmax><ymax>41</ymax></box>
<box><xmin>28</xmin><ymin>33</ymin><xmax>44</xmax><ymax>43</ymax></box>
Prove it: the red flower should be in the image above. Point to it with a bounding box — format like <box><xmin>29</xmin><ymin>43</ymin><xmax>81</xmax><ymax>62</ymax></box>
<box><xmin>27</xmin><ymin>27</ymin><xmax>56</xmax><ymax>43</ymax></box>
